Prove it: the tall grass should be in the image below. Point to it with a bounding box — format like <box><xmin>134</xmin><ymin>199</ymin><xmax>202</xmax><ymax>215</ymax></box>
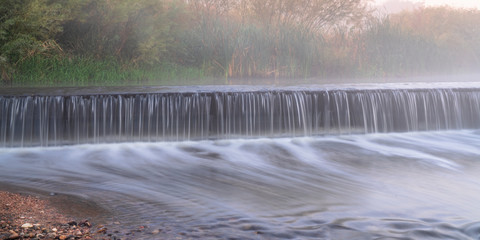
<box><xmin>184</xmin><ymin>15</ymin><xmax>324</xmax><ymax>81</ymax></box>
<box><xmin>355</xmin><ymin>18</ymin><xmax>443</xmax><ymax>76</ymax></box>
<box><xmin>9</xmin><ymin>56</ymin><xmax>206</xmax><ymax>87</ymax></box>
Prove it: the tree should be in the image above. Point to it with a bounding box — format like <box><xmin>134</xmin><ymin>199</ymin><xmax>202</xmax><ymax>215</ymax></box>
<box><xmin>57</xmin><ymin>0</ymin><xmax>189</xmax><ymax>65</ymax></box>
<box><xmin>0</xmin><ymin>0</ymin><xmax>80</xmax><ymax>81</ymax></box>
<box><xmin>239</xmin><ymin>0</ymin><xmax>372</xmax><ymax>32</ymax></box>
<box><xmin>391</xmin><ymin>7</ymin><xmax>480</xmax><ymax>70</ymax></box>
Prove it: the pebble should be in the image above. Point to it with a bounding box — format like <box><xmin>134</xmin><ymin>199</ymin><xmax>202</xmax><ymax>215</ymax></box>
<box><xmin>79</xmin><ymin>220</ymin><xmax>91</xmax><ymax>228</ymax></box>
<box><xmin>0</xmin><ymin>192</ymin><xmax>130</xmax><ymax>240</ymax></box>
<box><xmin>47</xmin><ymin>233</ymin><xmax>56</xmax><ymax>238</ymax></box>
<box><xmin>8</xmin><ymin>233</ymin><xmax>19</xmax><ymax>239</ymax></box>
<box><xmin>21</xmin><ymin>223</ymin><xmax>33</xmax><ymax>228</ymax></box>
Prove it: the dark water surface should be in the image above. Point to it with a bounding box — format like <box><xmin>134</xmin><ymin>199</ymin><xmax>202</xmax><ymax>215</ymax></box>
<box><xmin>2</xmin><ymin>130</ymin><xmax>480</xmax><ymax>239</ymax></box>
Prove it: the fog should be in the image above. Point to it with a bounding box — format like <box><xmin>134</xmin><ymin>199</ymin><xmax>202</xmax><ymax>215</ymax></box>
<box><xmin>1</xmin><ymin>0</ymin><xmax>480</xmax><ymax>87</ymax></box>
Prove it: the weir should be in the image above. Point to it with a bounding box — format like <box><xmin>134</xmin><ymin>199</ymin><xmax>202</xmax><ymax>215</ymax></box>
<box><xmin>2</xmin><ymin>86</ymin><xmax>480</xmax><ymax>146</ymax></box>
<box><xmin>3</xmin><ymin>84</ymin><xmax>480</xmax><ymax>239</ymax></box>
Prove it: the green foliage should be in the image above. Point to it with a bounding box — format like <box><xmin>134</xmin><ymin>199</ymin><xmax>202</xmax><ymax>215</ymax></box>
<box><xmin>0</xmin><ymin>0</ymin><xmax>82</xmax><ymax>81</ymax></box>
<box><xmin>56</xmin><ymin>0</ymin><xmax>189</xmax><ymax>65</ymax></box>
<box><xmin>3</xmin><ymin>0</ymin><xmax>480</xmax><ymax>86</ymax></box>
<box><xmin>11</xmin><ymin>56</ymin><xmax>205</xmax><ymax>87</ymax></box>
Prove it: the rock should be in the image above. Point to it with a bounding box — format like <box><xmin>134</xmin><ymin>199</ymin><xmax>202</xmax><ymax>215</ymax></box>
<box><xmin>7</xmin><ymin>233</ymin><xmax>19</xmax><ymax>239</ymax></box>
<box><xmin>67</xmin><ymin>221</ymin><xmax>77</xmax><ymax>226</ymax></box>
<box><xmin>46</xmin><ymin>233</ymin><xmax>56</xmax><ymax>239</ymax></box>
<box><xmin>51</xmin><ymin>228</ymin><xmax>57</xmax><ymax>232</ymax></box>
<box><xmin>21</xmin><ymin>223</ymin><xmax>33</xmax><ymax>228</ymax></box>
<box><xmin>58</xmin><ymin>235</ymin><xmax>67</xmax><ymax>240</ymax></box>
<box><xmin>33</xmin><ymin>224</ymin><xmax>41</xmax><ymax>230</ymax></box>
<box><xmin>151</xmin><ymin>229</ymin><xmax>161</xmax><ymax>235</ymax></box>
<box><xmin>79</xmin><ymin>220</ymin><xmax>91</xmax><ymax>228</ymax></box>
<box><xmin>75</xmin><ymin>230</ymin><xmax>82</xmax><ymax>236</ymax></box>
<box><xmin>97</xmin><ymin>228</ymin><xmax>107</xmax><ymax>234</ymax></box>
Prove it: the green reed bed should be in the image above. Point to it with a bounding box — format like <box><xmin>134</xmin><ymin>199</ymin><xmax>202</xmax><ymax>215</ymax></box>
<box><xmin>10</xmin><ymin>56</ymin><xmax>206</xmax><ymax>87</ymax></box>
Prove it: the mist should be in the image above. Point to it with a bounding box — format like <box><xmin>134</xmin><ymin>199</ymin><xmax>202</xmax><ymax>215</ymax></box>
<box><xmin>1</xmin><ymin>0</ymin><xmax>479</xmax><ymax>87</ymax></box>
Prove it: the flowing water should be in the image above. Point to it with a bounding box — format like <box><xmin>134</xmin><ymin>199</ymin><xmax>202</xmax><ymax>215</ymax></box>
<box><xmin>1</xmin><ymin>83</ymin><xmax>480</xmax><ymax>239</ymax></box>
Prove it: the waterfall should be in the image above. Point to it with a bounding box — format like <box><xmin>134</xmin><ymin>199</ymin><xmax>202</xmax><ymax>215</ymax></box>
<box><xmin>2</xmin><ymin>87</ymin><xmax>480</xmax><ymax>146</ymax></box>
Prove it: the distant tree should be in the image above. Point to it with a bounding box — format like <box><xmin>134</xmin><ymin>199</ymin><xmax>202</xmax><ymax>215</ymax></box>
<box><xmin>242</xmin><ymin>0</ymin><xmax>373</xmax><ymax>32</ymax></box>
<box><xmin>391</xmin><ymin>7</ymin><xmax>480</xmax><ymax>70</ymax></box>
<box><xmin>356</xmin><ymin>17</ymin><xmax>441</xmax><ymax>76</ymax></box>
<box><xmin>57</xmin><ymin>0</ymin><xmax>189</xmax><ymax>65</ymax></box>
<box><xmin>0</xmin><ymin>0</ymin><xmax>80</xmax><ymax>81</ymax></box>
<box><xmin>181</xmin><ymin>0</ymin><xmax>372</xmax><ymax>31</ymax></box>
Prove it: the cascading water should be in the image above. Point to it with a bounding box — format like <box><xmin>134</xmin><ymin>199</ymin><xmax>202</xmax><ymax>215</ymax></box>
<box><xmin>2</xmin><ymin>86</ymin><xmax>480</xmax><ymax>146</ymax></box>
<box><xmin>2</xmin><ymin>83</ymin><xmax>480</xmax><ymax>239</ymax></box>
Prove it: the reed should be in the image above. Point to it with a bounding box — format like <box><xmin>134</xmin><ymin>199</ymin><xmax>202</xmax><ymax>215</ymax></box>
<box><xmin>10</xmin><ymin>56</ymin><xmax>206</xmax><ymax>87</ymax></box>
<box><xmin>184</xmin><ymin>15</ymin><xmax>324</xmax><ymax>80</ymax></box>
<box><xmin>352</xmin><ymin>17</ymin><xmax>444</xmax><ymax>77</ymax></box>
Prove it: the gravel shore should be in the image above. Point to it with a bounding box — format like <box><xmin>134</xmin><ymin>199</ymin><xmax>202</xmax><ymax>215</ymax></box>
<box><xmin>0</xmin><ymin>189</ymin><xmax>158</xmax><ymax>240</ymax></box>
<box><xmin>0</xmin><ymin>191</ymin><xmax>108</xmax><ymax>240</ymax></box>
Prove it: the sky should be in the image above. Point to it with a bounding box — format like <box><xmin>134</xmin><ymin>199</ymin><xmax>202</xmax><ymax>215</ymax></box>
<box><xmin>375</xmin><ymin>0</ymin><xmax>480</xmax><ymax>9</ymax></box>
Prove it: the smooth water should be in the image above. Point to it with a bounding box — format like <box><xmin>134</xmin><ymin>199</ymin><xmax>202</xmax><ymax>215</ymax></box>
<box><xmin>2</xmin><ymin>130</ymin><xmax>480</xmax><ymax>239</ymax></box>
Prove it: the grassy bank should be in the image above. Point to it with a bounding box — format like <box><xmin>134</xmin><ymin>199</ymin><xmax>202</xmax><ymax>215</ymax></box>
<box><xmin>8</xmin><ymin>57</ymin><xmax>207</xmax><ymax>87</ymax></box>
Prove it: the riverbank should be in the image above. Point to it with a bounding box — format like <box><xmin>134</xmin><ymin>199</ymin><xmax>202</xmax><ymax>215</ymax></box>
<box><xmin>0</xmin><ymin>185</ymin><xmax>161</xmax><ymax>240</ymax></box>
<box><xmin>0</xmin><ymin>186</ymin><xmax>121</xmax><ymax>240</ymax></box>
<box><xmin>0</xmin><ymin>191</ymin><xmax>97</xmax><ymax>239</ymax></box>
